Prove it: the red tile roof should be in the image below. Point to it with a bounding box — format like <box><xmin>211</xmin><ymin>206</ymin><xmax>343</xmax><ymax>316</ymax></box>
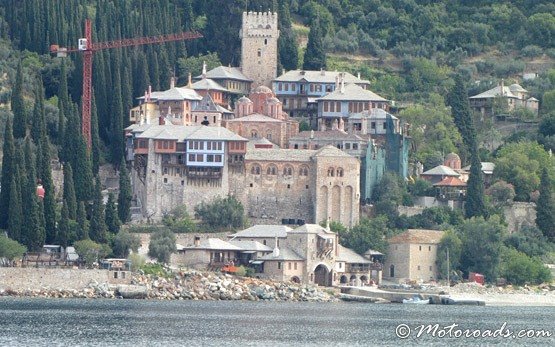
<box><xmin>388</xmin><ymin>229</ymin><xmax>444</xmax><ymax>244</ymax></box>
<box><xmin>433</xmin><ymin>176</ymin><xmax>467</xmax><ymax>187</ymax></box>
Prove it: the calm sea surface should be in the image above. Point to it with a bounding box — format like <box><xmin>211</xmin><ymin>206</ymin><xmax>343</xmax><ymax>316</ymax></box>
<box><xmin>0</xmin><ymin>297</ymin><xmax>553</xmax><ymax>346</ymax></box>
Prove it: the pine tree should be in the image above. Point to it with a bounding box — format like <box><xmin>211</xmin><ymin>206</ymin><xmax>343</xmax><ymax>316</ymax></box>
<box><xmin>0</xmin><ymin>118</ymin><xmax>15</xmax><ymax>229</ymax></box>
<box><xmin>22</xmin><ymin>138</ymin><xmax>45</xmax><ymax>251</ymax></box>
<box><xmin>58</xmin><ymin>203</ymin><xmax>70</xmax><ymax>247</ymax></box>
<box><xmin>31</xmin><ymin>75</ymin><xmax>46</xmax><ymax>143</ymax></box>
<box><xmin>465</xmin><ymin>149</ymin><xmax>488</xmax><ymax>219</ymax></box>
<box><xmin>77</xmin><ymin>201</ymin><xmax>89</xmax><ymax>240</ymax></box>
<box><xmin>303</xmin><ymin>18</ymin><xmax>326</xmax><ymax>70</ymax></box>
<box><xmin>105</xmin><ymin>192</ymin><xmax>120</xmax><ymax>234</ymax></box>
<box><xmin>91</xmin><ymin>92</ymin><xmax>101</xmax><ymax>176</ymax></box>
<box><xmin>89</xmin><ymin>177</ymin><xmax>107</xmax><ymax>243</ymax></box>
<box><xmin>118</xmin><ymin>157</ymin><xmax>132</xmax><ymax>223</ymax></box>
<box><xmin>110</xmin><ymin>65</ymin><xmax>125</xmax><ymax>166</ymax></box>
<box><xmin>12</xmin><ymin>60</ymin><xmax>27</xmax><ymax>139</ymax></box>
<box><xmin>63</xmin><ymin>163</ymin><xmax>77</xmax><ymax>219</ymax></box>
<box><xmin>7</xmin><ymin>171</ymin><xmax>22</xmax><ymax>242</ymax></box>
<box><xmin>536</xmin><ymin>168</ymin><xmax>555</xmax><ymax>240</ymax></box>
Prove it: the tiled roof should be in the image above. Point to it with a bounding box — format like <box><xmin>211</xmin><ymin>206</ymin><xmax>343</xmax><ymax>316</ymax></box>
<box><xmin>469</xmin><ymin>86</ymin><xmax>518</xmax><ymax>99</ymax></box>
<box><xmin>388</xmin><ymin>229</ymin><xmax>444</xmax><ymax>244</ymax></box>
<box><xmin>183</xmin><ymin>238</ymin><xmax>242</xmax><ymax>251</ymax></box>
<box><xmin>245</xmin><ymin>148</ymin><xmax>316</xmax><ymax>162</ymax></box>
<box><xmin>289</xmin><ymin>224</ymin><xmax>335</xmax><ymax>235</ymax></box>
<box><xmin>226</xmin><ymin>113</ymin><xmax>283</xmax><ymax>123</ymax></box>
<box><xmin>433</xmin><ymin>176</ymin><xmax>467</xmax><ymax>187</ymax></box>
<box><xmin>461</xmin><ymin>162</ymin><xmax>495</xmax><ymax>174</ymax></box>
<box><xmin>313</xmin><ymin>145</ymin><xmax>354</xmax><ymax>158</ymax></box>
<box><xmin>336</xmin><ymin>244</ymin><xmax>372</xmax><ymax>264</ymax></box>
<box><xmin>274</xmin><ymin>70</ymin><xmax>370</xmax><ymax>84</ymax></box>
<box><xmin>193</xmin><ymin>93</ymin><xmax>219</xmax><ymax>112</ymax></box>
<box><xmin>316</xmin><ymin>83</ymin><xmax>387</xmax><ymax>102</ymax></box>
<box><xmin>138</xmin><ymin>87</ymin><xmax>202</xmax><ymax>101</ymax></box>
<box><xmin>134</xmin><ymin>124</ymin><xmax>247</xmax><ymax>142</ymax></box>
<box><xmin>228</xmin><ymin>240</ymin><xmax>273</xmax><ymax>252</ymax></box>
<box><xmin>290</xmin><ymin>130</ymin><xmax>364</xmax><ymax>141</ymax></box>
<box><xmin>196</xmin><ymin>66</ymin><xmax>252</xmax><ymax>82</ymax></box>
<box><xmin>191</xmin><ymin>78</ymin><xmax>228</xmax><ymax>92</ymax></box>
<box><xmin>349</xmin><ymin>108</ymin><xmax>398</xmax><ymax>120</ymax></box>
<box><xmin>228</xmin><ymin>225</ymin><xmax>292</xmax><ymax>239</ymax></box>
<box><xmin>509</xmin><ymin>84</ymin><xmax>527</xmax><ymax>93</ymax></box>
<box><xmin>257</xmin><ymin>247</ymin><xmax>305</xmax><ymax>261</ymax></box>
<box><xmin>421</xmin><ymin>165</ymin><xmax>460</xmax><ymax>177</ymax></box>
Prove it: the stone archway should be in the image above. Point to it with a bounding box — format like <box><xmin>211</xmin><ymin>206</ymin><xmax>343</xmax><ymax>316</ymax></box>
<box><xmin>314</xmin><ymin>264</ymin><xmax>331</xmax><ymax>286</ymax></box>
<box><xmin>291</xmin><ymin>276</ymin><xmax>300</xmax><ymax>284</ymax></box>
<box><xmin>340</xmin><ymin>275</ymin><xmax>348</xmax><ymax>284</ymax></box>
<box><xmin>360</xmin><ymin>275</ymin><xmax>368</xmax><ymax>286</ymax></box>
<box><xmin>349</xmin><ymin>275</ymin><xmax>357</xmax><ymax>286</ymax></box>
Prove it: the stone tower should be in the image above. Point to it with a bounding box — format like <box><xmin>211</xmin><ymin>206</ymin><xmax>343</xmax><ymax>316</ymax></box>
<box><xmin>240</xmin><ymin>11</ymin><xmax>279</xmax><ymax>89</ymax></box>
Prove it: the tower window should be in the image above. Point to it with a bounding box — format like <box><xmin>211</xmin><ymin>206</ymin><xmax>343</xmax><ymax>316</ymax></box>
<box><xmin>257</xmin><ymin>49</ymin><xmax>261</xmax><ymax>57</ymax></box>
<box><xmin>264</xmin><ymin>39</ymin><xmax>268</xmax><ymax>45</ymax></box>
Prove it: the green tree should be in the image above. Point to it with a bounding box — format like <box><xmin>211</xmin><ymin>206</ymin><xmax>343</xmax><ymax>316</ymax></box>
<box><xmin>21</xmin><ymin>138</ymin><xmax>45</xmax><ymax>251</ymax></box>
<box><xmin>436</xmin><ymin>230</ymin><xmax>462</xmax><ymax>280</ymax></box>
<box><xmin>536</xmin><ymin>168</ymin><xmax>555</xmax><ymax>240</ymax></box>
<box><xmin>373</xmin><ymin>173</ymin><xmax>405</xmax><ymax>223</ymax></box>
<box><xmin>7</xmin><ymin>172</ymin><xmax>22</xmax><ymax>242</ymax></box>
<box><xmin>465</xmin><ymin>153</ymin><xmax>488</xmax><ymax>219</ymax></box>
<box><xmin>105</xmin><ymin>192</ymin><xmax>120</xmax><ymax>234</ymax></box>
<box><xmin>278</xmin><ymin>0</ymin><xmax>298</xmax><ymax>71</ymax></box>
<box><xmin>57</xmin><ymin>203</ymin><xmax>70</xmax><ymax>247</ymax></box>
<box><xmin>148</xmin><ymin>229</ymin><xmax>177</xmax><ymax>263</ymax></box>
<box><xmin>177</xmin><ymin>52</ymin><xmax>221</xmax><ymax>84</ymax></box>
<box><xmin>117</xmin><ymin>158</ymin><xmax>132</xmax><ymax>223</ymax></box>
<box><xmin>0</xmin><ymin>235</ymin><xmax>26</xmax><ymax>262</ymax></box>
<box><xmin>89</xmin><ymin>177</ymin><xmax>107</xmax><ymax>243</ymax></box>
<box><xmin>447</xmin><ymin>74</ymin><xmax>476</xmax><ymax>152</ymax></box>
<box><xmin>109</xmin><ymin>65</ymin><xmax>124</xmax><ymax>165</ymax></box>
<box><xmin>0</xmin><ymin>118</ymin><xmax>15</xmax><ymax>229</ymax></box>
<box><xmin>527</xmin><ymin>13</ymin><xmax>555</xmax><ymax>48</ymax></box>
<box><xmin>91</xmin><ymin>92</ymin><xmax>101</xmax><ymax>176</ymax></box>
<box><xmin>112</xmin><ymin>230</ymin><xmax>141</xmax><ymax>258</ymax></box>
<box><xmin>303</xmin><ymin>18</ymin><xmax>326</xmax><ymax>70</ymax></box>
<box><xmin>504</xmin><ymin>226</ymin><xmax>553</xmax><ymax>259</ymax></box>
<box><xmin>458</xmin><ymin>216</ymin><xmax>505</xmax><ymax>281</ymax></box>
<box><xmin>194</xmin><ymin>196</ymin><xmax>246</xmax><ymax>230</ymax></box>
<box><xmin>30</xmin><ymin>76</ymin><xmax>46</xmax><ymax>143</ymax></box>
<box><xmin>499</xmin><ymin>247</ymin><xmax>552</xmax><ymax>285</ymax></box>
<box><xmin>339</xmin><ymin>216</ymin><xmax>390</xmax><ymax>255</ymax></box>
<box><xmin>486</xmin><ymin>180</ymin><xmax>516</xmax><ymax>206</ymax></box>
<box><xmin>162</xmin><ymin>206</ymin><xmax>197</xmax><ymax>233</ymax></box>
<box><xmin>11</xmin><ymin>60</ymin><xmax>26</xmax><ymax>139</ymax></box>
<box><xmin>74</xmin><ymin>239</ymin><xmax>110</xmax><ymax>267</ymax></box>
<box><xmin>76</xmin><ymin>201</ymin><xmax>89</xmax><ymax>240</ymax></box>
<box><xmin>63</xmin><ymin>163</ymin><xmax>77</xmax><ymax>219</ymax></box>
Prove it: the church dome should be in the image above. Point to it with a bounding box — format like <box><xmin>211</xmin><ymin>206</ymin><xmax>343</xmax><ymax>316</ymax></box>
<box><xmin>445</xmin><ymin>152</ymin><xmax>460</xmax><ymax>162</ymax></box>
<box><xmin>266</xmin><ymin>97</ymin><xmax>280</xmax><ymax>104</ymax></box>
<box><xmin>253</xmin><ymin>85</ymin><xmax>272</xmax><ymax>94</ymax></box>
<box><xmin>237</xmin><ymin>96</ymin><xmax>253</xmax><ymax>104</ymax></box>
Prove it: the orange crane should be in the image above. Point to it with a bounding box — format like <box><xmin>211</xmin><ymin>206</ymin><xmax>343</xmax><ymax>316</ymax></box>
<box><xmin>50</xmin><ymin>19</ymin><xmax>203</xmax><ymax>148</ymax></box>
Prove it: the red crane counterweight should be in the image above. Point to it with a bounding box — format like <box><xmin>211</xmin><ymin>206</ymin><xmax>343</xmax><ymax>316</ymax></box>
<box><xmin>50</xmin><ymin>19</ymin><xmax>203</xmax><ymax>148</ymax></box>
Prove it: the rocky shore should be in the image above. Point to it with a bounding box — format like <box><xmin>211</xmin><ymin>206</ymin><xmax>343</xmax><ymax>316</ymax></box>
<box><xmin>0</xmin><ymin>269</ymin><xmax>338</xmax><ymax>302</ymax></box>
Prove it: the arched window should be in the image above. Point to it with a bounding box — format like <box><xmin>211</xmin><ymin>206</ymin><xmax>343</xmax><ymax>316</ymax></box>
<box><xmin>267</xmin><ymin>165</ymin><xmax>277</xmax><ymax>175</ymax></box>
<box><xmin>337</xmin><ymin>168</ymin><xmax>344</xmax><ymax>177</ymax></box>
<box><xmin>327</xmin><ymin>167</ymin><xmax>335</xmax><ymax>177</ymax></box>
<box><xmin>299</xmin><ymin>166</ymin><xmax>309</xmax><ymax>176</ymax></box>
<box><xmin>251</xmin><ymin>164</ymin><xmax>261</xmax><ymax>175</ymax></box>
<box><xmin>251</xmin><ymin>130</ymin><xmax>258</xmax><ymax>138</ymax></box>
<box><xmin>283</xmin><ymin>166</ymin><xmax>293</xmax><ymax>176</ymax></box>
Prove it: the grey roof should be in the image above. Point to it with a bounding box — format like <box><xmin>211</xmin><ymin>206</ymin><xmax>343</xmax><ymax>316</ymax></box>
<box><xmin>228</xmin><ymin>240</ymin><xmax>273</xmax><ymax>252</ymax></box>
<box><xmin>509</xmin><ymin>84</ymin><xmax>527</xmax><ymax>93</ymax></box>
<box><xmin>257</xmin><ymin>247</ymin><xmax>304</xmax><ymax>261</ymax></box>
<box><xmin>290</xmin><ymin>130</ymin><xmax>364</xmax><ymax>142</ymax></box>
<box><xmin>274</xmin><ymin>70</ymin><xmax>370</xmax><ymax>84</ymax></box>
<box><xmin>469</xmin><ymin>86</ymin><xmax>518</xmax><ymax>99</ymax></box>
<box><xmin>196</xmin><ymin>66</ymin><xmax>252</xmax><ymax>82</ymax></box>
<box><xmin>313</xmin><ymin>145</ymin><xmax>354</xmax><ymax>158</ymax></box>
<box><xmin>183</xmin><ymin>238</ymin><xmax>242</xmax><ymax>251</ymax></box>
<box><xmin>245</xmin><ymin>145</ymin><xmax>354</xmax><ymax>162</ymax></box>
<box><xmin>192</xmin><ymin>78</ymin><xmax>228</xmax><ymax>92</ymax></box>
<box><xmin>349</xmin><ymin>108</ymin><xmax>398</xmax><ymax>120</ymax></box>
<box><xmin>193</xmin><ymin>93</ymin><xmax>219</xmax><ymax>112</ymax></box>
<box><xmin>248</xmin><ymin>137</ymin><xmax>276</xmax><ymax>147</ymax></box>
<box><xmin>316</xmin><ymin>83</ymin><xmax>387</xmax><ymax>102</ymax></box>
<box><xmin>134</xmin><ymin>124</ymin><xmax>247</xmax><ymax>142</ymax></box>
<box><xmin>421</xmin><ymin>165</ymin><xmax>460</xmax><ymax>177</ymax></box>
<box><xmin>226</xmin><ymin>113</ymin><xmax>283</xmax><ymax>123</ymax></box>
<box><xmin>138</xmin><ymin>87</ymin><xmax>202</xmax><ymax>101</ymax></box>
<box><xmin>364</xmin><ymin>249</ymin><xmax>384</xmax><ymax>256</ymax></box>
<box><xmin>216</xmin><ymin>105</ymin><xmax>234</xmax><ymax>114</ymax></box>
<box><xmin>461</xmin><ymin>162</ymin><xmax>495</xmax><ymax>174</ymax></box>
<box><xmin>336</xmin><ymin>244</ymin><xmax>372</xmax><ymax>264</ymax></box>
<box><xmin>289</xmin><ymin>224</ymin><xmax>335</xmax><ymax>235</ymax></box>
<box><xmin>229</xmin><ymin>225</ymin><xmax>292</xmax><ymax>239</ymax></box>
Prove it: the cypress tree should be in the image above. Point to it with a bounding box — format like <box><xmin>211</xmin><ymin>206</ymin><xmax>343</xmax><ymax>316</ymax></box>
<box><xmin>39</xmin><ymin>137</ymin><xmax>57</xmax><ymax>244</ymax></box>
<box><xmin>110</xmin><ymin>65</ymin><xmax>125</xmax><ymax>166</ymax></box>
<box><xmin>12</xmin><ymin>60</ymin><xmax>27</xmax><ymax>139</ymax></box>
<box><xmin>0</xmin><ymin>118</ymin><xmax>15</xmax><ymax>229</ymax></box>
<box><xmin>63</xmin><ymin>163</ymin><xmax>77</xmax><ymax>219</ymax></box>
<box><xmin>31</xmin><ymin>75</ymin><xmax>46</xmax><ymax>143</ymax></box>
<box><xmin>105</xmin><ymin>192</ymin><xmax>120</xmax><ymax>234</ymax></box>
<box><xmin>22</xmin><ymin>138</ymin><xmax>45</xmax><ymax>251</ymax></box>
<box><xmin>278</xmin><ymin>0</ymin><xmax>298</xmax><ymax>71</ymax></box>
<box><xmin>7</xmin><ymin>171</ymin><xmax>22</xmax><ymax>242</ymax></box>
<box><xmin>77</xmin><ymin>201</ymin><xmax>89</xmax><ymax>240</ymax></box>
<box><xmin>58</xmin><ymin>203</ymin><xmax>70</xmax><ymax>247</ymax></box>
<box><xmin>118</xmin><ymin>157</ymin><xmax>132</xmax><ymax>223</ymax></box>
<box><xmin>58</xmin><ymin>60</ymin><xmax>70</xmax><ymax>111</ymax></box>
<box><xmin>89</xmin><ymin>177</ymin><xmax>107</xmax><ymax>243</ymax></box>
<box><xmin>465</xmin><ymin>149</ymin><xmax>488</xmax><ymax>219</ymax></box>
<box><xmin>91</xmin><ymin>92</ymin><xmax>101</xmax><ymax>176</ymax></box>
<box><xmin>303</xmin><ymin>18</ymin><xmax>326</xmax><ymax>70</ymax></box>
<box><xmin>57</xmin><ymin>97</ymin><xmax>65</xmax><ymax>147</ymax></box>
<box><xmin>536</xmin><ymin>168</ymin><xmax>555</xmax><ymax>241</ymax></box>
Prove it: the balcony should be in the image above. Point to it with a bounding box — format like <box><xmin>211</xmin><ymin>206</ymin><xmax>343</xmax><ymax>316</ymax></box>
<box><xmin>187</xmin><ymin>167</ymin><xmax>222</xmax><ymax>179</ymax></box>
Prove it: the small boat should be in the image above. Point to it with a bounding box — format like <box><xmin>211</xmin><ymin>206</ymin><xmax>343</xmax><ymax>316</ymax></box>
<box><xmin>402</xmin><ymin>295</ymin><xmax>430</xmax><ymax>304</ymax></box>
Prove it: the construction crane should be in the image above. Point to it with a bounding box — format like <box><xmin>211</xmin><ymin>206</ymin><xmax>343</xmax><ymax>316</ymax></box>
<box><xmin>50</xmin><ymin>19</ymin><xmax>203</xmax><ymax>148</ymax></box>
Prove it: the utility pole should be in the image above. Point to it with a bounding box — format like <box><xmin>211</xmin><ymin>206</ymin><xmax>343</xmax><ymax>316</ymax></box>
<box><xmin>447</xmin><ymin>248</ymin><xmax>450</xmax><ymax>286</ymax></box>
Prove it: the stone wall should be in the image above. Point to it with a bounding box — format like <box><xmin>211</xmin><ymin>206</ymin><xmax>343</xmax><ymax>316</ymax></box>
<box><xmin>0</xmin><ymin>268</ymin><xmax>126</xmax><ymax>291</ymax></box>
<box><xmin>398</xmin><ymin>205</ymin><xmax>425</xmax><ymax>217</ymax></box>
<box><xmin>504</xmin><ymin>202</ymin><xmax>536</xmax><ymax>233</ymax></box>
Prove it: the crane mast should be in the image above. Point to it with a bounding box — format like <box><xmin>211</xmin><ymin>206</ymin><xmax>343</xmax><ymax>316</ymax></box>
<box><xmin>50</xmin><ymin>19</ymin><xmax>203</xmax><ymax>148</ymax></box>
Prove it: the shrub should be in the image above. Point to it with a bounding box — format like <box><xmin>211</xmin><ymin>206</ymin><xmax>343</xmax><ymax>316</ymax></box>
<box><xmin>162</xmin><ymin>205</ymin><xmax>197</xmax><ymax>233</ymax></box>
<box><xmin>112</xmin><ymin>230</ymin><xmax>141</xmax><ymax>258</ymax></box>
<box><xmin>0</xmin><ymin>235</ymin><xmax>26</xmax><ymax>261</ymax></box>
<box><xmin>74</xmin><ymin>239</ymin><xmax>111</xmax><ymax>266</ymax></box>
<box><xmin>486</xmin><ymin>180</ymin><xmax>516</xmax><ymax>205</ymax></box>
<box><xmin>235</xmin><ymin>265</ymin><xmax>247</xmax><ymax>277</ymax></box>
<box><xmin>148</xmin><ymin>229</ymin><xmax>176</xmax><ymax>263</ymax></box>
<box><xmin>500</xmin><ymin>247</ymin><xmax>552</xmax><ymax>285</ymax></box>
<box><xmin>194</xmin><ymin>196</ymin><xmax>246</xmax><ymax>231</ymax></box>
<box><xmin>520</xmin><ymin>45</ymin><xmax>543</xmax><ymax>58</ymax></box>
<box><xmin>128</xmin><ymin>253</ymin><xmax>145</xmax><ymax>272</ymax></box>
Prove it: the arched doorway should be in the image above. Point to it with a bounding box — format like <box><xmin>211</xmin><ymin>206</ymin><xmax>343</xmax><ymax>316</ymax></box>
<box><xmin>360</xmin><ymin>275</ymin><xmax>368</xmax><ymax>286</ymax></box>
<box><xmin>349</xmin><ymin>275</ymin><xmax>357</xmax><ymax>286</ymax></box>
<box><xmin>314</xmin><ymin>264</ymin><xmax>331</xmax><ymax>286</ymax></box>
<box><xmin>390</xmin><ymin>265</ymin><xmax>395</xmax><ymax>278</ymax></box>
<box><xmin>340</xmin><ymin>275</ymin><xmax>348</xmax><ymax>284</ymax></box>
<box><xmin>291</xmin><ymin>276</ymin><xmax>300</xmax><ymax>284</ymax></box>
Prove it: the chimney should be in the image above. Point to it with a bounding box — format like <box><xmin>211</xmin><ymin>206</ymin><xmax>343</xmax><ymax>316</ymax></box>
<box><xmin>320</xmin><ymin>68</ymin><xmax>325</xmax><ymax>76</ymax></box>
<box><xmin>500</xmin><ymin>79</ymin><xmax>504</xmax><ymax>96</ymax></box>
<box><xmin>158</xmin><ymin>116</ymin><xmax>165</xmax><ymax>125</ymax></box>
<box><xmin>335</xmin><ymin>75</ymin><xmax>339</xmax><ymax>90</ymax></box>
<box><xmin>194</xmin><ymin>236</ymin><xmax>200</xmax><ymax>247</ymax></box>
<box><xmin>339</xmin><ymin>117</ymin><xmax>345</xmax><ymax>132</ymax></box>
<box><xmin>357</xmin><ymin>72</ymin><xmax>361</xmax><ymax>80</ymax></box>
<box><xmin>310</xmin><ymin>129</ymin><xmax>314</xmax><ymax>139</ymax></box>
<box><xmin>340</xmin><ymin>73</ymin><xmax>345</xmax><ymax>93</ymax></box>
<box><xmin>148</xmin><ymin>85</ymin><xmax>152</xmax><ymax>99</ymax></box>
<box><xmin>272</xmin><ymin>236</ymin><xmax>280</xmax><ymax>257</ymax></box>
<box><xmin>170</xmin><ymin>76</ymin><xmax>175</xmax><ymax>89</ymax></box>
<box><xmin>188</xmin><ymin>72</ymin><xmax>192</xmax><ymax>87</ymax></box>
<box><xmin>202</xmin><ymin>61</ymin><xmax>207</xmax><ymax>79</ymax></box>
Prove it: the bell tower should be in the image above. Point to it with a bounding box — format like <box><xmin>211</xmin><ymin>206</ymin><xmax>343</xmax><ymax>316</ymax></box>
<box><xmin>240</xmin><ymin>11</ymin><xmax>279</xmax><ymax>89</ymax></box>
